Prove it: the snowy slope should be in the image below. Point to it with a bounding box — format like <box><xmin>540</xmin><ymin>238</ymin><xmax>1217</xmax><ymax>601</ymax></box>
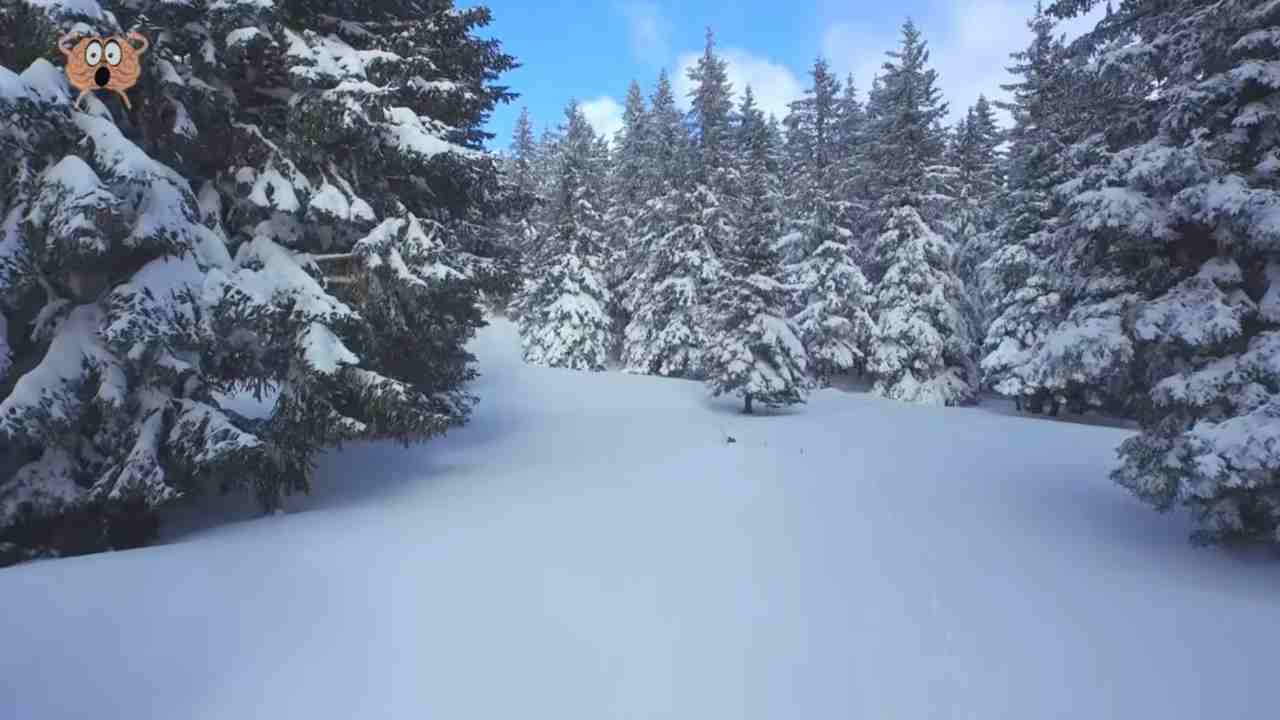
<box><xmin>2</xmin><ymin>319</ymin><xmax>1277</xmax><ymax>720</ymax></box>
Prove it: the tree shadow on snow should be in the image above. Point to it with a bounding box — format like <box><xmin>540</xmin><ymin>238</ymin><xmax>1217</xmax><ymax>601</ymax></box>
<box><xmin>994</xmin><ymin>460</ymin><xmax>1280</xmax><ymax>602</ymax></box>
<box><xmin>160</xmin><ymin>409</ymin><xmax>520</xmax><ymax>544</ymax></box>
<box><xmin>703</xmin><ymin>395</ymin><xmax>808</xmax><ymax>419</ymax></box>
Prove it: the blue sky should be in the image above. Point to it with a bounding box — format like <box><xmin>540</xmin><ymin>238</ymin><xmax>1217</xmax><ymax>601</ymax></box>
<box><xmin>476</xmin><ymin>0</ymin><xmax>1104</xmax><ymax>150</ymax></box>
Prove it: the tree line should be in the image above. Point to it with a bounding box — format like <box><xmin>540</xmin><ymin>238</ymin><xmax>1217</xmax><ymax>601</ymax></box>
<box><xmin>505</xmin><ymin>0</ymin><xmax>1280</xmax><ymax>548</ymax></box>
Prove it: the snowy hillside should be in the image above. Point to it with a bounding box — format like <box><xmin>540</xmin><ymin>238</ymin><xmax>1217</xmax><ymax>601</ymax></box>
<box><xmin>1</xmin><ymin>318</ymin><xmax>1276</xmax><ymax>720</ymax></box>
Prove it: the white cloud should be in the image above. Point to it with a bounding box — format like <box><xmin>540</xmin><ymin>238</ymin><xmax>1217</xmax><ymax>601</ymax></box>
<box><xmin>820</xmin><ymin>22</ymin><xmax>885</xmax><ymax>97</ymax></box>
<box><xmin>580</xmin><ymin>95</ymin><xmax>625</xmax><ymax>139</ymax></box>
<box><xmin>619</xmin><ymin>2</ymin><xmax>671</xmax><ymax>65</ymax></box>
<box><xmin>822</xmin><ymin>0</ymin><xmax>1109</xmax><ymax>126</ymax></box>
<box><xmin>672</xmin><ymin>47</ymin><xmax>806</xmax><ymax>122</ymax></box>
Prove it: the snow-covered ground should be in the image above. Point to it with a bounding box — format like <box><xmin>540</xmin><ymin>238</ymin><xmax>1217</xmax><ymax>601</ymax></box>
<box><xmin>2</xmin><ymin>319</ymin><xmax>1276</xmax><ymax>719</ymax></box>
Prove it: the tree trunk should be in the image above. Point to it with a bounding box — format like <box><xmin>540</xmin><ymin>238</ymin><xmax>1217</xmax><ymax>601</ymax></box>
<box><xmin>1026</xmin><ymin>391</ymin><xmax>1046</xmax><ymax>415</ymax></box>
<box><xmin>1049</xmin><ymin>398</ymin><xmax>1061</xmax><ymax>417</ymax></box>
<box><xmin>743</xmin><ymin>393</ymin><xmax>754</xmax><ymax>415</ymax></box>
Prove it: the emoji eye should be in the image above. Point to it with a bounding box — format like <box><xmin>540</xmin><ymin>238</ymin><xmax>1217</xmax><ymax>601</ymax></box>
<box><xmin>104</xmin><ymin>40</ymin><xmax>122</xmax><ymax>66</ymax></box>
<box><xmin>84</xmin><ymin>40</ymin><xmax>102</xmax><ymax>66</ymax></box>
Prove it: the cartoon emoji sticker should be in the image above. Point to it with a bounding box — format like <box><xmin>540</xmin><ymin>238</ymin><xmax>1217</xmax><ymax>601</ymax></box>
<box><xmin>58</xmin><ymin>31</ymin><xmax>148</xmax><ymax>110</ymax></box>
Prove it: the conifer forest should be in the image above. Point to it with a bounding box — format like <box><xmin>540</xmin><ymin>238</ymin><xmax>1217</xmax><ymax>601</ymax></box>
<box><xmin>1</xmin><ymin>0</ymin><xmax>1279</xmax><ymax>717</ymax></box>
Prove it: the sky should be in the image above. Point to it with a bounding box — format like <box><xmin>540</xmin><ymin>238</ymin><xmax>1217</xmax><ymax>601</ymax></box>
<box><xmin>475</xmin><ymin>0</ymin><xmax>1106</xmax><ymax>151</ymax></box>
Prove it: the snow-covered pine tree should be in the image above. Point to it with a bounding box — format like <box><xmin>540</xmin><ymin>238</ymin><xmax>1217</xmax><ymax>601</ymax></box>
<box><xmin>950</xmin><ymin>95</ymin><xmax>1004</xmax><ymax>308</ymax></box>
<box><xmin>979</xmin><ymin>5</ymin><xmax>1072</xmax><ymax>412</ymax></box>
<box><xmin>863</xmin><ymin>19</ymin><xmax>976</xmax><ymax>404</ymax></box>
<box><xmin>833</xmin><ymin>73</ymin><xmax>874</xmax><ymax>250</ymax></box>
<box><xmin>779</xmin><ymin>98</ymin><xmax>814</xmax><ymax>266</ymax></box>
<box><xmin>1022</xmin><ymin>4</ymin><xmax>1160</xmax><ymax>418</ymax></box>
<box><xmin>783</xmin><ymin>59</ymin><xmax>876</xmax><ymax>383</ymax></box>
<box><xmin>603</xmin><ymin>80</ymin><xmax>650</xmax><ymax>348</ymax></box>
<box><xmin>779</xmin><ymin>57</ymin><xmax>841</xmax><ymax>263</ymax></box>
<box><xmin>0</xmin><ymin>0</ymin><xmax>516</xmax><ymax>560</ymax></box>
<box><xmin>705</xmin><ymin>86</ymin><xmax>809</xmax><ymax>413</ymax></box>
<box><xmin>501</xmin><ymin>106</ymin><xmax>540</xmax><ymax>263</ymax></box>
<box><xmin>1048</xmin><ymin>0</ymin><xmax>1280</xmax><ymax>546</ymax></box>
<box><xmin>685</xmin><ymin>28</ymin><xmax>739</xmax><ymax>258</ymax></box>
<box><xmin>516</xmin><ymin>101</ymin><xmax>612</xmax><ymax>371</ymax></box>
<box><xmin>863</xmin><ymin>19</ymin><xmax>955</xmax><ymax>233</ymax></box>
<box><xmin>638</xmin><ymin>69</ymin><xmax>688</xmax><ymax>208</ymax></box>
<box><xmin>869</xmin><ymin>207</ymin><xmax>976</xmax><ymax>405</ymax></box>
<box><xmin>620</xmin><ymin>57</ymin><xmax>720</xmax><ymax>378</ymax></box>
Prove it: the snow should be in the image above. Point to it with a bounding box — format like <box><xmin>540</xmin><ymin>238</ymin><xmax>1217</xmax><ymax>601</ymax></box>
<box><xmin>225</xmin><ymin>27</ymin><xmax>269</xmax><ymax>48</ymax></box>
<box><xmin>2</xmin><ymin>319</ymin><xmax>1278</xmax><ymax>719</ymax></box>
<box><xmin>283</xmin><ymin>28</ymin><xmax>400</xmax><ymax>84</ymax></box>
<box><xmin>210</xmin><ymin>0</ymin><xmax>274</xmax><ymax>9</ymax></box>
<box><xmin>25</xmin><ymin>156</ymin><xmax>114</xmax><ymax>241</ymax></box>
<box><xmin>1133</xmin><ymin>269</ymin><xmax>1249</xmax><ymax>347</ymax></box>
<box><xmin>169</xmin><ymin>98</ymin><xmax>197</xmax><ymax>137</ymax></box>
<box><xmin>19</xmin><ymin>59</ymin><xmax>69</xmax><ymax>103</ymax></box>
<box><xmin>301</xmin><ymin>322</ymin><xmax>358</xmax><ymax>374</ymax></box>
<box><xmin>0</xmin><ymin>448</ymin><xmax>83</xmax><ymax>520</ymax></box>
<box><xmin>218</xmin><ymin>235</ymin><xmax>355</xmax><ymax>322</ymax></box>
<box><xmin>21</xmin><ymin>0</ymin><xmax>108</xmax><ymax>20</ymax></box>
<box><xmin>1</xmin><ymin>59</ymin><xmax>69</xmax><ymax>110</ymax></box>
<box><xmin>307</xmin><ymin>183</ymin><xmax>351</xmax><ymax>220</ymax></box>
<box><xmin>349</xmin><ymin>196</ymin><xmax>375</xmax><ymax>222</ymax></box>
<box><xmin>213</xmin><ymin>385</ymin><xmax>279</xmax><ymax>420</ymax></box>
<box><xmin>0</xmin><ymin>304</ymin><xmax>121</xmax><ymax>431</ymax></box>
<box><xmin>382</xmin><ymin>106</ymin><xmax>476</xmax><ymax>160</ymax></box>
<box><xmin>248</xmin><ymin>165</ymin><xmax>301</xmax><ymax>212</ymax></box>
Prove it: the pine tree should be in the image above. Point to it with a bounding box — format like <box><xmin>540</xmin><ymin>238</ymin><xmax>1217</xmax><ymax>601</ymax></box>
<box><xmin>1047</xmin><ymin>0</ymin><xmax>1280</xmax><ymax>546</ymax></box>
<box><xmin>0</xmin><ymin>0</ymin><xmax>516</xmax><ymax>559</ymax></box>
<box><xmin>869</xmin><ymin>207</ymin><xmax>977</xmax><ymax>405</ymax></box>
<box><xmin>783</xmin><ymin>59</ymin><xmax>876</xmax><ymax>382</ymax></box>
<box><xmin>509</xmin><ymin>108</ymin><xmax>538</xmax><ymax>194</ymax></box>
<box><xmin>620</xmin><ymin>52</ymin><xmax>723</xmax><ymax>378</ymax></box>
<box><xmin>1029</xmin><ymin>3</ymin><xmax>1172</xmax><ymax>417</ymax></box>
<box><xmin>863</xmin><ymin>18</ymin><xmax>953</xmax><ymax>229</ymax></box>
<box><xmin>779</xmin><ymin>57</ymin><xmax>841</xmax><ymax>263</ymax></box>
<box><xmin>950</xmin><ymin>95</ymin><xmax>1004</xmax><ymax>300</ymax></box>
<box><xmin>833</xmin><ymin>73</ymin><xmax>873</xmax><ymax>247</ymax></box>
<box><xmin>863</xmin><ymin>20</ymin><xmax>976</xmax><ymax>404</ymax></box>
<box><xmin>599</xmin><ymin>80</ymin><xmax>650</xmax><ymax>354</ymax></box>
<box><xmin>502</xmin><ymin>106</ymin><xmax>540</xmax><ymax>259</ymax></box>
<box><xmin>979</xmin><ymin>5</ymin><xmax>1072</xmax><ymax>412</ymax></box>
<box><xmin>685</xmin><ymin>28</ymin><xmax>739</xmax><ymax>258</ymax></box>
<box><xmin>516</xmin><ymin>102</ymin><xmax>613</xmax><ymax>371</ymax></box>
<box><xmin>705</xmin><ymin>87</ymin><xmax>810</xmax><ymax>413</ymax></box>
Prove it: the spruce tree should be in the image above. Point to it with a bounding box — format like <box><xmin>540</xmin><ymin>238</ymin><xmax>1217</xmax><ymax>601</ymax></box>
<box><xmin>685</xmin><ymin>28</ymin><xmax>739</xmax><ymax>257</ymax></box>
<box><xmin>516</xmin><ymin>102</ymin><xmax>613</xmax><ymax>371</ymax></box>
<box><xmin>863</xmin><ymin>20</ymin><xmax>976</xmax><ymax>404</ymax></box>
<box><xmin>863</xmin><ymin>19</ymin><xmax>953</xmax><ymax>229</ymax></box>
<box><xmin>620</xmin><ymin>55</ymin><xmax>722</xmax><ymax>378</ymax></box>
<box><xmin>601</xmin><ymin>80</ymin><xmax>649</xmax><ymax>353</ymax></box>
<box><xmin>0</xmin><ymin>0</ymin><xmax>516</xmax><ymax>558</ymax></box>
<box><xmin>705</xmin><ymin>86</ymin><xmax>810</xmax><ymax>413</ymax></box>
<box><xmin>779</xmin><ymin>57</ymin><xmax>841</xmax><ymax>263</ymax></box>
<box><xmin>979</xmin><ymin>5</ymin><xmax>1071</xmax><ymax>412</ymax></box>
<box><xmin>950</xmin><ymin>94</ymin><xmax>1004</xmax><ymax>304</ymax></box>
<box><xmin>1048</xmin><ymin>0</ymin><xmax>1280</xmax><ymax>546</ymax></box>
<box><xmin>833</xmin><ymin>73</ymin><xmax>874</xmax><ymax>248</ymax></box>
<box><xmin>1029</xmin><ymin>5</ymin><xmax>1172</xmax><ymax>417</ymax></box>
<box><xmin>783</xmin><ymin>59</ymin><xmax>876</xmax><ymax>382</ymax></box>
<box><xmin>502</xmin><ymin>106</ymin><xmax>540</xmax><ymax>263</ymax></box>
<box><xmin>869</xmin><ymin>207</ymin><xmax>976</xmax><ymax>405</ymax></box>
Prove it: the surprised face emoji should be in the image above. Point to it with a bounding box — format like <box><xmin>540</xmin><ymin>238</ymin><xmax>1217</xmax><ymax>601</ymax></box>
<box><xmin>58</xmin><ymin>32</ymin><xmax>149</xmax><ymax>110</ymax></box>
